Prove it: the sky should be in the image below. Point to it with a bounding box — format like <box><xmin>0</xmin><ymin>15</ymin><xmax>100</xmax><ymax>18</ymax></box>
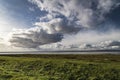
<box><xmin>0</xmin><ymin>0</ymin><xmax>120</xmax><ymax>51</ymax></box>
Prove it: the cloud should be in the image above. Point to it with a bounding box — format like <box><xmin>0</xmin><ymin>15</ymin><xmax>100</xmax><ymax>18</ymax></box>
<box><xmin>83</xmin><ymin>40</ymin><xmax>120</xmax><ymax>50</ymax></box>
<box><xmin>0</xmin><ymin>37</ymin><xmax>36</xmax><ymax>52</ymax></box>
<box><xmin>60</xmin><ymin>30</ymin><xmax>120</xmax><ymax>45</ymax></box>
<box><xmin>29</xmin><ymin>0</ymin><xmax>119</xmax><ymax>29</ymax></box>
<box><xmin>9</xmin><ymin>27</ymin><xmax>63</xmax><ymax>48</ymax></box>
<box><xmin>39</xmin><ymin>40</ymin><xmax>120</xmax><ymax>50</ymax></box>
<box><xmin>9</xmin><ymin>0</ymin><xmax>120</xmax><ymax>49</ymax></box>
<box><xmin>38</xmin><ymin>30</ymin><xmax>120</xmax><ymax>50</ymax></box>
<box><xmin>35</xmin><ymin>18</ymin><xmax>81</xmax><ymax>34</ymax></box>
<box><xmin>97</xmin><ymin>40</ymin><xmax>120</xmax><ymax>49</ymax></box>
<box><xmin>0</xmin><ymin>43</ymin><xmax>35</xmax><ymax>52</ymax></box>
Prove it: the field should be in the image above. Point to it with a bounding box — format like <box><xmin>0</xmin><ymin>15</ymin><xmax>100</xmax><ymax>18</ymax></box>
<box><xmin>0</xmin><ymin>54</ymin><xmax>120</xmax><ymax>80</ymax></box>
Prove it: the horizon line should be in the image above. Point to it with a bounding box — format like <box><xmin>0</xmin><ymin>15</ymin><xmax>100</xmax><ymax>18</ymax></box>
<box><xmin>0</xmin><ymin>49</ymin><xmax>120</xmax><ymax>53</ymax></box>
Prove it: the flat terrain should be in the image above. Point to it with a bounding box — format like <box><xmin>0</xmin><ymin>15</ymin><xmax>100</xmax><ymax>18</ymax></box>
<box><xmin>0</xmin><ymin>54</ymin><xmax>120</xmax><ymax>80</ymax></box>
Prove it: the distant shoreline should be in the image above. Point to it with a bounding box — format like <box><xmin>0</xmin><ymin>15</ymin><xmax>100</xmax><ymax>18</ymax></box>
<box><xmin>0</xmin><ymin>49</ymin><xmax>120</xmax><ymax>55</ymax></box>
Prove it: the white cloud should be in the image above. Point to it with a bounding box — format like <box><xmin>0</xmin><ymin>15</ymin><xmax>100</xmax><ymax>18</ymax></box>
<box><xmin>98</xmin><ymin>40</ymin><xmax>120</xmax><ymax>49</ymax></box>
<box><xmin>38</xmin><ymin>30</ymin><xmax>120</xmax><ymax>50</ymax></box>
<box><xmin>29</xmin><ymin>0</ymin><xmax>119</xmax><ymax>28</ymax></box>
<box><xmin>61</xmin><ymin>30</ymin><xmax>120</xmax><ymax>45</ymax></box>
<box><xmin>39</xmin><ymin>40</ymin><xmax>120</xmax><ymax>50</ymax></box>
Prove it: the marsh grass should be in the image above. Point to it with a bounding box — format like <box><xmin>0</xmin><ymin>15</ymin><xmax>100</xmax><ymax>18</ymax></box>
<box><xmin>0</xmin><ymin>54</ymin><xmax>120</xmax><ymax>80</ymax></box>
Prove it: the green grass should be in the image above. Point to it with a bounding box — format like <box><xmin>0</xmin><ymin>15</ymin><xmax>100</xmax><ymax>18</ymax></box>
<box><xmin>0</xmin><ymin>54</ymin><xmax>120</xmax><ymax>80</ymax></box>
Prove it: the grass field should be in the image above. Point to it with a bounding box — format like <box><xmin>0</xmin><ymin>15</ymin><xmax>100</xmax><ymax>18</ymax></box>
<box><xmin>0</xmin><ymin>54</ymin><xmax>120</xmax><ymax>80</ymax></box>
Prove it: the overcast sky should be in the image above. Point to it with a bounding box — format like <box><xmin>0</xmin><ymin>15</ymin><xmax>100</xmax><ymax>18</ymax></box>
<box><xmin>0</xmin><ymin>0</ymin><xmax>120</xmax><ymax>51</ymax></box>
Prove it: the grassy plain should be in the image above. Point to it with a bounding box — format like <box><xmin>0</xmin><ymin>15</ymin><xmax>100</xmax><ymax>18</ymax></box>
<box><xmin>0</xmin><ymin>54</ymin><xmax>120</xmax><ymax>80</ymax></box>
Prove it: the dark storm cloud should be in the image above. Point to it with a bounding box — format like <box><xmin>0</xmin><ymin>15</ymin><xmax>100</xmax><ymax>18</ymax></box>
<box><xmin>9</xmin><ymin>28</ymin><xmax>63</xmax><ymax>48</ymax></box>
